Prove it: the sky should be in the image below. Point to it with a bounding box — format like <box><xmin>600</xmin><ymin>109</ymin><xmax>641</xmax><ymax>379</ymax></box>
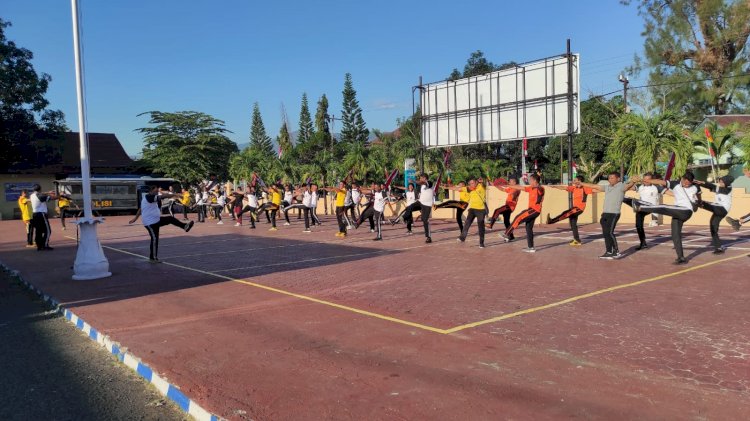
<box><xmin>4</xmin><ymin>0</ymin><xmax>646</xmax><ymax>156</ymax></box>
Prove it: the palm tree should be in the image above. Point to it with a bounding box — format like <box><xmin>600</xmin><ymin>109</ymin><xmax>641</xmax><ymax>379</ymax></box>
<box><xmin>609</xmin><ymin>112</ymin><xmax>694</xmax><ymax>177</ymax></box>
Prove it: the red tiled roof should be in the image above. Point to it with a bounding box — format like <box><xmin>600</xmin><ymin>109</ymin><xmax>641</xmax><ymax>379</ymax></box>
<box><xmin>703</xmin><ymin>115</ymin><xmax>750</xmax><ymax>127</ymax></box>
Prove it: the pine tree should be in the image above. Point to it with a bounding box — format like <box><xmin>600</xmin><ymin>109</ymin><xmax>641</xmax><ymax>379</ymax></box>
<box><xmin>249</xmin><ymin>102</ymin><xmax>274</xmax><ymax>157</ymax></box>
<box><xmin>297</xmin><ymin>93</ymin><xmax>314</xmax><ymax>145</ymax></box>
<box><xmin>340</xmin><ymin>73</ymin><xmax>368</xmax><ymax>144</ymax></box>
<box><xmin>314</xmin><ymin>94</ymin><xmax>330</xmax><ymax>135</ymax></box>
<box><xmin>277</xmin><ymin>118</ymin><xmax>293</xmax><ymax>159</ymax></box>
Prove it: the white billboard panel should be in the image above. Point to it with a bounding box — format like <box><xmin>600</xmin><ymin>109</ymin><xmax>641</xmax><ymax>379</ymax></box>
<box><xmin>420</xmin><ymin>54</ymin><xmax>580</xmax><ymax>148</ymax></box>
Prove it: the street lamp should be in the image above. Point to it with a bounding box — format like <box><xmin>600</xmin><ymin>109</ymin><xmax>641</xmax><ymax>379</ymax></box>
<box><xmin>618</xmin><ymin>74</ymin><xmax>630</xmax><ymax>179</ymax></box>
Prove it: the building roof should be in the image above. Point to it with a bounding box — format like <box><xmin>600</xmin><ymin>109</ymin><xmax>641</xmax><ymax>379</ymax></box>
<box><xmin>62</xmin><ymin>132</ymin><xmax>134</xmax><ymax>170</ymax></box>
<box><xmin>699</xmin><ymin>114</ymin><xmax>750</xmax><ymax>128</ymax></box>
<box><xmin>6</xmin><ymin>132</ymin><xmax>134</xmax><ymax>175</ymax></box>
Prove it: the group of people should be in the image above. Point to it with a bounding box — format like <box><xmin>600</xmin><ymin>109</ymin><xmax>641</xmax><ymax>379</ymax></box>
<box><xmin>19</xmin><ymin>167</ymin><xmax>750</xmax><ymax>265</ymax></box>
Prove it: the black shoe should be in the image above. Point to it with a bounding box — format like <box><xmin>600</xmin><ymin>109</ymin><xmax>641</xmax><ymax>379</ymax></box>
<box><xmin>425</xmin><ymin>237</ymin><xmax>432</xmax><ymax>244</ymax></box>
<box><xmin>43</xmin><ymin>246</ymin><xmax>54</xmax><ymax>251</ymax></box>
<box><xmin>457</xmin><ymin>237</ymin><xmax>465</xmax><ymax>243</ymax></box>
<box><xmin>184</xmin><ymin>220</ymin><xmax>195</xmax><ymax>232</ymax></box>
<box><xmin>674</xmin><ymin>257</ymin><xmax>688</xmax><ymax>265</ymax></box>
<box><xmin>599</xmin><ymin>252</ymin><xmax>614</xmax><ymax>260</ymax></box>
<box><xmin>725</xmin><ymin>217</ymin><xmax>741</xmax><ymax>231</ymax></box>
<box><xmin>373</xmin><ymin>237</ymin><xmax>382</xmax><ymax>241</ymax></box>
<box><xmin>713</xmin><ymin>247</ymin><xmax>726</xmax><ymax>254</ymax></box>
<box><xmin>635</xmin><ymin>243</ymin><xmax>648</xmax><ymax>251</ymax></box>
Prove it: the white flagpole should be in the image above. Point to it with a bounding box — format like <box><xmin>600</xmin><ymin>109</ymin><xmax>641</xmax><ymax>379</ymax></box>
<box><xmin>71</xmin><ymin>0</ymin><xmax>111</xmax><ymax>280</ymax></box>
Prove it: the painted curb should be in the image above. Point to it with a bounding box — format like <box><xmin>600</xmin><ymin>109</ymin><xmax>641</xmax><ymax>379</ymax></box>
<box><xmin>0</xmin><ymin>263</ymin><xmax>223</xmax><ymax>421</ymax></box>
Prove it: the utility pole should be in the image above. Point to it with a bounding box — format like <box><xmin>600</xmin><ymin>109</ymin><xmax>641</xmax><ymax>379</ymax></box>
<box><xmin>566</xmin><ymin>39</ymin><xmax>575</xmax><ymax>207</ymax></box>
<box><xmin>618</xmin><ymin>73</ymin><xmax>629</xmax><ymax>179</ymax></box>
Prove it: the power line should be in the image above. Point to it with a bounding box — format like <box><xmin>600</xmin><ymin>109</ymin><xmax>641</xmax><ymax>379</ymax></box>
<box><xmin>586</xmin><ymin>73</ymin><xmax>750</xmax><ymax>101</ymax></box>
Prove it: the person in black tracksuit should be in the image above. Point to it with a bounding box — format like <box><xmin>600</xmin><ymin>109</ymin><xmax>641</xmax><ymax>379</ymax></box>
<box><xmin>30</xmin><ymin>184</ymin><xmax>58</xmax><ymax>251</ymax></box>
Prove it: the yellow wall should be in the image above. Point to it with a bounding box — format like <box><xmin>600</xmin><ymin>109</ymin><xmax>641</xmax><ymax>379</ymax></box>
<box><xmin>0</xmin><ymin>174</ymin><xmax>58</xmax><ymax>220</ymax></box>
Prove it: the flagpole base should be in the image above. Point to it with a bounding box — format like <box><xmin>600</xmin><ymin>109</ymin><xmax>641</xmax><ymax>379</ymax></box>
<box><xmin>72</xmin><ymin>218</ymin><xmax>112</xmax><ymax>280</ymax></box>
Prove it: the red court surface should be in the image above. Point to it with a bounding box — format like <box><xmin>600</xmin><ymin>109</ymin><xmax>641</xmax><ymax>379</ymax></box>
<box><xmin>1</xmin><ymin>214</ymin><xmax>749</xmax><ymax>420</ymax></box>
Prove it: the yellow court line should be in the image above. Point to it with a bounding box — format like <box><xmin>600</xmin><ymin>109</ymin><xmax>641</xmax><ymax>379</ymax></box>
<box><xmin>77</xmin><ymin>235</ymin><xmax>748</xmax><ymax>335</ymax></box>
<box><xmin>99</xmin><ymin>243</ymin><xmax>450</xmax><ymax>334</ymax></box>
<box><xmin>443</xmin><ymin>253</ymin><xmax>749</xmax><ymax>334</ymax></box>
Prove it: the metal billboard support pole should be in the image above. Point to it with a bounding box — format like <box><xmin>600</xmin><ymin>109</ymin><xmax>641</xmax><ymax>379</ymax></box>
<box><xmin>71</xmin><ymin>0</ymin><xmax>111</xmax><ymax>280</ymax></box>
<box><xmin>566</xmin><ymin>39</ymin><xmax>575</xmax><ymax>208</ymax></box>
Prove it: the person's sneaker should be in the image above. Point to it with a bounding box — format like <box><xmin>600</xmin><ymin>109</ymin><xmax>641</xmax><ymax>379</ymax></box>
<box><xmin>406</xmin><ymin>230</ymin><xmax>413</xmax><ymax>235</ymax></box>
<box><xmin>569</xmin><ymin>239</ymin><xmax>582</xmax><ymax>246</ymax></box>
<box><xmin>479</xmin><ymin>244</ymin><xmax>485</xmax><ymax>249</ymax></box>
<box><xmin>217</xmin><ymin>221</ymin><xmax>224</xmax><ymax>225</ymax></box>
<box><xmin>303</xmin><ymin>229</ymin><xmax>312</xmax><ymax>233</ymax></box>
<box><xmin>635</xmin><ymin>243</ymin><xmax>648</xmax><ymax>251</ymax></box>
<box><xmin>61</xmin><ymin>226</ymin><xmax>66</xmax><ymax>231</ymax></box>
<box><xmin>184</xmin><ymin>221</ymin><xmax>195</xmax><ymax>232</ymax></box>
<box><xmin>25</xmin><ymin>244</ymin><xmax>35</xmax><ymax>248</ymax></box>
<box><xmin>648</xmin><ymin>220</ymin><xmax>659</xmax><ymax>227</ymax></box>
<box><xmin>42</xmin><ymin>246</ymin><xmax>54</xmax><ymax>251</ymax></box>
<box><xmin>457</xmin><ymin>237</ymin><xmax>464</xmax><ymax>242</ymax></box>
<box><xmin>631</xmin><ymin>201</ymin><xmax>642</xmax><ymax>213</ymax></box>
<box><xmin>235</xmin><ymin>222</ymin><xmax>241</xmax><ymax>226</ymax></box>
<box><xmin>725</xmin><ymin>216</ymin><xmax>741</xmax><ymax>231</ymax></box>
<box><xmin>149</xmin><ymin>258</ymin><xmax>160</xmax><ymax>263</ymax></box>
<box><xmin>546</xmin><ymin>214</ymin><xmax>552</xmax><ymax>225</ymax></box>
<box><xmin>713</xmin><ymin>247</ymin><xmax>726</xmax><ymax>254</ymax></box>
<box><xmin>335</xmin><ymin>232</ymin><xmax>342</xmax><ymax>237</ymax></box>
<box><xmin>500</xmin><ymin>232</ymin><xmax>510</xmax><ymax>243</ymax></box>
<box><xmin>373</xmin><ymin>237</ymin><xmax>382</xmax><ymax>241</ymax></box>
<box><xmin>269</xmin><ymin>227</ymin><xmax>278</xmax><ymax>231</ymax></box>
<box><xmin>284</xmin><ymin>222</ymin><xmax>291</xmax><ymax>226</ymax></box>
<box><xmin>369</xmin><ymin>229</ymin><xmax>374</xmax><ymax>233</ymax></box>
<box><xmin>249</xmin><ymin>226</ymin><xmax>255</xmax><ymax>229</ymax></box>
<box><xmin>599</xmin><ymin>252</ymin><xmax>614</xmax><ymax>260</ymax></box>
<box><xmin>522</xmin><ymin>247</ymin><xmax>536</xmax><ymax>253</ymax></box>
<box><xmin>674</xmin><ymin>257</ymin><xmax>688</xmax><ymax>265</ymax></box>
<box><xmin>611</xmin><ymin>252</ymin><xmax>623</xmax><ymax>259</ymax></box>
<box><xmin>425</xmin><ymin>237</ymin><xmax>432</xmax><ymax>244</ymax></box>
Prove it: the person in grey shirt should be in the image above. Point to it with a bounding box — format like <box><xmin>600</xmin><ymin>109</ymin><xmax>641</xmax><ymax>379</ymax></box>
<box><xmin>582</xmin><ymin>172</ymin><xmax>639</xmax><ymax>259</ymax></box>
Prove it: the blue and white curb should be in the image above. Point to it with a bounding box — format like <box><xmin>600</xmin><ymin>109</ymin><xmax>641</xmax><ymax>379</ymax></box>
<box><xmin>1</xmin><ymin>263</ymin><xmax>222</xmax><ymax>421</ymax></box>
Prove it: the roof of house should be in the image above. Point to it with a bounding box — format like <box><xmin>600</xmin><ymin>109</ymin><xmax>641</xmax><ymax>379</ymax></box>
<box><xmin>6</xmin><ymin>132</ymin><xmax>134</xmax><ymax>175</ymax></box>
<box><xmin>62</xmin><ymin>132</ymin><xmax>133</xmax><ymax>170</ymax></box>
<box><xmin>699</xmin><ymin>114</ymin><xmax>750</xmax><ymax>128</ymax></box>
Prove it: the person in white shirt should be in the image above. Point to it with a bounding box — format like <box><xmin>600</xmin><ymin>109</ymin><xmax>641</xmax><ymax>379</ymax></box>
<box><xmin>350</xmin><ymin>183</ymin><xmax>362</xmax><ymax>221</ymax></box>
<box><xmin>695</xmin><ymin>175</ymin><xmax>733</xmax><ymax>254</ymax></box>
<box><xmin>623</xmin><ymin>172</ymin><xmax>665</xmax><ymax>250</ymax></box>
<box><xmin>632</xmin><ymin>172</ymin><xmax>699</xmax><ymax>264</ymax></box>
<box><xmin>281</xmin><ymin>184</ymin><xmax>295</xmax><ymax>225</ymax></box>
<box><xmin>29</xmin><ymin>184</ymin><xmax>58</xmax><ymax>251</ymax></box>
<box><xmin>309</xmin><ymin>184</ymin><xmax>322</xmax><ymax>227</ymax></box>
<box><xmin>390</xmin><ymin>183</ymin><xmax>419</xmax><ymax>234</ymax></box>
<box><xmin>235</xmin><ymin>186</ymin><xmax>259</xmax><ymax>228</ymax></box>
<box><xmin>129</xmin><ymin>185</ymin><xmax>194</xmax><ymax>262</ymax></box>
<box><xmin>416</xmin><ymin>173</ymin><xmax>434</xmax><ymax>243</ymax></box>
<box><xmin>212</xmin><ymin>190</ymin><xmax>226</xmax><ymax>224</ymax></box>
<box><xmin>356</xmin><ymin>183</ymin><xmax>387</xmax><ymax>240</ymax></box>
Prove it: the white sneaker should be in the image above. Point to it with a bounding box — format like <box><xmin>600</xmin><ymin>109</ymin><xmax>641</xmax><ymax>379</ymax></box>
<box><xmin>284</xmin><ymin>222</ymin><xmax>291</xmax><ymax>226</ymax></box>
<box><xmin>521</xmin><ymin>247</ymin><xmax>536</xmax><ymax>253</ymax></box>
<box><xmin>370</xmin><ymin>229</ymin><xmax>375</xmax><ymax>233</ymax></box>
<box><xmin>648</xmin><ymin>220</ymin><xmax>659</xmax><ymax>227</ymax></box>
<box><xmin>234</xmin><ymin>222</ymin><xmax>241</xmax><ymax>227</ymax></box>
<box><xmin>217</xmin><ymin>221</ymin><xmax>223</xmax><ymax>225</ymax></box>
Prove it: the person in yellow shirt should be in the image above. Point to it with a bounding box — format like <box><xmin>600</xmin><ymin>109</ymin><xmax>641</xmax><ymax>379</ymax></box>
<box><xmin>257</xmin><ymin>183</ymin><xmax>282</xmax><ymax>230</ymax></box>
<box><xmin>435</xmin><ymin>181</ymin><xmax>469</xmax><ymax>232</ymax></box>
<box><xmin>179</xmin><ymin>188</ymin><xmax>192</xmax><ymax>220</ymax></box>
<box><xmin>57</xmin><ymin>193</ymin><xmax>77</xmax><ymax>230</ymax></box>
<box><xmin>455</xmin><ymin>178</ymin><xmax>487</xmax><ymax>248</ymax></box>
<box><xmin>18</xmin><ymin>189</ymin><xmax>35</xmax><ymax>247</ymax></box>
<box><xmin>324</xmin><ymin>181</ymin><xmax>349</xmax><ymax>237</ymax></box>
